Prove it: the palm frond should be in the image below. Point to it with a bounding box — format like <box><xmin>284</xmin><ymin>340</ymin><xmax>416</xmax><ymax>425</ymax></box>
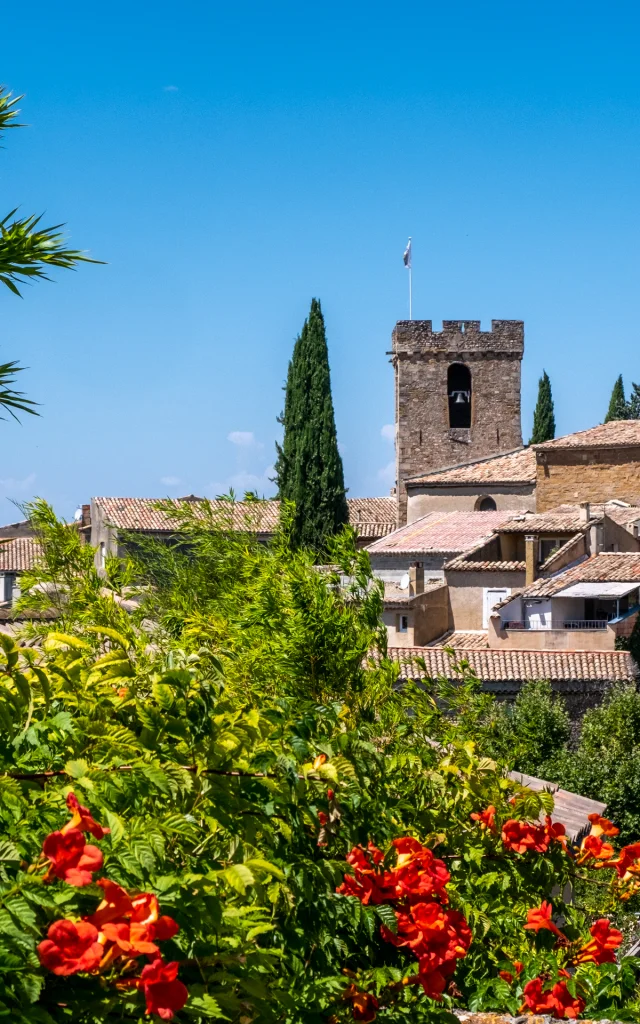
<box><xmin>0</xmin><ymin>88</ymin><xmax>24</xmax><ymax>139</ymax></box>
<box><xmin>0</xmin><ymin>212</ymin><xmax>103</xmax><ymax>295</ymax></box>
<box><xmin>0</xmin><ymin>361</ymin><xmax>39</xmax><ymax>420</ymax></box>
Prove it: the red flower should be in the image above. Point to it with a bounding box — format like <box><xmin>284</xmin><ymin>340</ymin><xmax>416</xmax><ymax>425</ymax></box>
<box><xmin>327</xmin><ymin>788</ymin><xmax>335</xmax><ymax>801</ymax></box>
<box><xmin>470</xmin><ymin>805</ymin><xmax>496</xmax><ymax>831</ymax></box>
<box><xmin>574</xmin><ymin>918</ymin><xmax>623</xmax><ymax>965</ymax></box>
<box><xmin>604</xmin><ymin>841</ymin><xmax>640</xmax><ymax>878</ymax></box>
<box><xmin>64</xmin><ymin>793</ymin><xmax>110</xmax><ymax>840</ymax></box>
<box><xmin>37</xmin><ymin>919</ymin><xmax>103</xmax><ymax>976</ymax></box>
<box><xmin>544</xmin><ymin>815</ymin><xmax>568</xmax><ymax>849</ymax></box>
<box><xmin>89</xmin><ymin>879</ymin><xmax>134</xmax><ymax>927</ymax></box>
<box><xmin>578</xmin><ymin>833</ymin><xmax>615</xmax><ymax>864</ymax></box>
<box><xmin>501</xmin><ymin>819</ymin><xmax>548</xmax><ymax>854</ymax></box>
<box><xmin>101</xmin><ymin>920</ymin><xmax>161</xmax><ymax>957</ymax></box>
<box><xmin>318</xmin><ymin>811</ymin><xmax>329</xmax><ymax>826</ymax></box>
<box><xmin>139</xmin><ymin>959</ymin><xmax>189</xmax><ymax>1020</ymax></box>
<box><xmin>43</xmin><ymin>829</ymin><xmax>103</xmax><ymax>886</ymax></box>
<box><xmin>343</xmin><ymin>985</ymin><xmax>379</xmax><ymax>1022</ymax></box>
<box><xmin>524</xmin><ymin>901</ymin><xmax>565</xmax><ymax>939</ymax></box>
<box><xmin>523</xmin><ymin>976</ymin><xmax>585</xmax><ymax>1018</ymax></box>
<box><xmin>588</xmin><ymin>813</ymin><xmax>619</xmax><ymax>838</ymax></box>
<box><xmin>337</xmin><ymin>845</ymin><xmax>397</xmax><ymax>905</ymax></box>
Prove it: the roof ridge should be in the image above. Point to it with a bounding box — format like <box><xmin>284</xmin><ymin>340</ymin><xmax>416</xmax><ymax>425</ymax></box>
<box><xmin>404</xmin><ymin>447</ymin><xmax>527</xmax><ymax>482</ymax></box>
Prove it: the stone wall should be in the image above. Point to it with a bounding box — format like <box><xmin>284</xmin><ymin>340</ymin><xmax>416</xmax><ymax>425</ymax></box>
<box><xmin>536</xmin><ymin>446</ymin><xmax>640</xmax><ymax>511</ymax></box>
<box><xmin>393</xmin><ymin>320</ymin><xmax>524</xmax><ymax>525</ymax></box>
<box><xmin>406</xmin><ymin>484</ymin><xmax>535</xmax><ymax>521</ymax></box>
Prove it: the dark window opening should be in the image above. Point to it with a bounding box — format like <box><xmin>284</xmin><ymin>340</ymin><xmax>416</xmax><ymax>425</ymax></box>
<box><xmin>448</xmin><ymin>363</ymin><xmax>472</xmax><ymax>428</ymax></box>
<box><xmin>476</xmin><ymin>496</ymin><xmax>497</xmax><ymax>511</ymax></box>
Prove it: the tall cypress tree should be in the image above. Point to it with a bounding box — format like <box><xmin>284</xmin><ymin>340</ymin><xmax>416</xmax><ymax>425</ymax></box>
<box><xmin>530</xmin><ymin>370</ymin><xmax>555</xmax><ymax>444</ymax></box>
<box><xmin>274</xmin><ymin>298</ymin><xmax>348</xmax><ymax>550</ymax></box>
<box><xmin>604</xmin><ymin>375</ymin><xmax>628</xmax><ymax>422</ymax></box>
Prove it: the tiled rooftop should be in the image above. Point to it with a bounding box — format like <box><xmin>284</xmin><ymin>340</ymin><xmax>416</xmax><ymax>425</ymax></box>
<box><xmin>0</xmin><ymin>537</ymin><xmax>42</xmax><ymax>572</ymax></box>
<box><xmin>389</xmin><ymin>645</ymin><xmax>637</xmax><ymax>684</ymax></box>
<box><xmin>521</xmin><ymin>551</ymin><xmax>640</xmax><ymax>598</ymax></box>
<box><xmin>366</xmin><ymin>510</ymin><xmax>518</xmax><ymax>556</ymax></box>
<box><xmin>446</xmin><ymin>556</ymin><xmax>526</xmax><ymax>572</ymax></box>
<box><xmin>501</xmin><ymin>501</ymin><xmax>640</xmax><ymax>534</ymax></box>
<box><xmin>406</xmin><ymin>447</ymin><xmax>536</xmax><ymax>486</ymax></box>
<box><xmin>94</xmin><ymin>496</ymin><xmax>396</xmax><ymax>537</ymax></box>
<box><xmin>533</xmin><ymin>419</ymin><xmax>640</xmax><ymax>450</ymax></box>
<box><xmin>427</xmin><ymin>630</ymin><xmax>489</xmax><ymax>649</ymax></box>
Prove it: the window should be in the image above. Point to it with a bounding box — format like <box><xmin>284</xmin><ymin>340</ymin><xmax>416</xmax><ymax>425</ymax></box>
<box><xmin>398</xmin><ymin>614</ymin><xmax>409</xmax><ymax>633</ymax></box>
<box><xmin>539</xmin><ymin>538</ymin><xmax>562</xmax><ymax>563</ymax></box>
<box><xmin>476</xmin><ymin>496</ymin><xmax>497</xmax><ymax>511</ymax></box>
<box><xmin>448</xmin><ymin>363</ymin><xmax>472</xmax><ymax>428</ymax></box>
<box><xmin>99</xmin><ymin>542</ymin><xmax>107</xmax><ymax>570</ymax></box>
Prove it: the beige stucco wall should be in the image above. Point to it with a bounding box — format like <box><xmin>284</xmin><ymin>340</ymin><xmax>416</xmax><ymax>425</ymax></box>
<box><xmin>383</xmin><ymin>585</ymin><xmax>450</xmax><ymax>647</ymax></box>
<box><xmin>488</xmin><ymin>616</ymin><xmax>616</xmax><ymax>651</ymax></box>
<box><xmin>536</xmin><ymin>448</ymin><xmax>640</xmax><ymax>511</ymax></box>
<box><xmin>446</xmin><ymin>569</ymin><xmax>526</xmax><ymax>630</ymax></box>
<box><xmin>406</xmin><ymin>485</ymin><xmax>535</xmax><ymax>523</ymax></box>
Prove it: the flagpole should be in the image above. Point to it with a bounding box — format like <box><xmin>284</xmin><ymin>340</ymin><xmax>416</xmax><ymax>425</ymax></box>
<box><xmin>409</xmin><ymin>262</ymin><xmax>412</xmax><ymax>320</ymax></box>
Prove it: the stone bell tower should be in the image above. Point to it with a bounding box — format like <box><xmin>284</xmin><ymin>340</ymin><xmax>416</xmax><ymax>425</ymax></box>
<box><xmin>392</xmin><ymin>319</ymin><xmax>524</xmax><ymax>525</ymax></box>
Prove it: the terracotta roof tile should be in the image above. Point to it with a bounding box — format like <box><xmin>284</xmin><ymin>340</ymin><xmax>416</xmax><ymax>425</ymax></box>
<box><xmin>366</xmin><ymin>510</ymin><xmax>518</xmax><ymax>556</ymax></box>
<box><xmin>445</xmin><ymin>557</ymin><xmax>526</xmax><ymax>572</ymax></box>
<box><xmin>522</xmin><ymin>551</ymin><xmax>640</xmax><ymax>598</ymax></box>
<box><xmin>406</xmin><ymin>447</ymin><xmax>536</xmax><ymax>486</ymax></box>
<box><xmin>0</xmin><ymin>537</ymin><xmax>42</xmax><ymax>572</ymax></box>
<box><xmin>533</xmin><ymin>419</ymin><xmax>640</xmax><ymax>450</ymax></box>
<box><xmin>427</xmin><ymin>631</ymin><xmax>489</xmax><ymax>649</ymax></box>
<box><xmin>94</xmin><ymin>497</ymin><xmax>395</xmax><ymax>537</ymax></box>
<box><xmin>388</xmin><ymin>645</ymin><xmax>637</xmax><ymax>684</ymax></box>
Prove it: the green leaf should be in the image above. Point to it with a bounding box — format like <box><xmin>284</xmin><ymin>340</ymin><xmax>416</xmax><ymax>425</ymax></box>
<box><xmin>374</xmin><ymin>903</ymin><xmax>398</xmax><ymax>933</ymax></box>
<box><xmin>224</xmin><ymin>863</ymin><xmax>255</xmax><ymax>895</ymax></box>
<box><xmin>64</xmin><ymin>758</ymin><xmax>89</xmax><ymax>779</ymax></box>
<box><xmin>244</xmin><ymin>858</ymin><xmax>285</xmax><ymax>880</ymax></box>
<box><xmin>85</xmin><ymin>625</ymin><xmax>130</xmax><ymax>649</ymax></box>
<box><xmin>43</xmin><ymin>632</ymin><xmax>90</xmax><ymax>651</ymax></box>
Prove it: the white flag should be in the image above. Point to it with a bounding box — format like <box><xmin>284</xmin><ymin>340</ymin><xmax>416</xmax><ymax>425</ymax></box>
<box><xmin>403</xmin><ymin>237</ymin><xmax>412</xmax><ymax>268</ymax></box>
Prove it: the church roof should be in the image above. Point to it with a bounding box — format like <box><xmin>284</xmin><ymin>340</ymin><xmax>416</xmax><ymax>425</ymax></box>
<box><xmin>406</xmin><ymin>447</ymin><xmax>536</xmax><ymax>487</ymax></box>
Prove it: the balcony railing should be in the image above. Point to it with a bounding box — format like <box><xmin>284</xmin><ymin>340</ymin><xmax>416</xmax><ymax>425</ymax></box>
<box><xmin>503</xmin><ymin>619</ymin><xmax>608</xmax><ymax>631</ymax></box>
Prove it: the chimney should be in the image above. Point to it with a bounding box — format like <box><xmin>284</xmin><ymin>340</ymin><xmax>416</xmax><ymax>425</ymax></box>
<box><xmin>579</xmin><ymin>502</ymin><xmax>591</xmax><ymax>525</ymax></box>
<box><xmin>409</xmin><ymin>561</ymin><xmax>424</xmax><ymax>596</ymax></box>
<box><xmin>525</xmin><ymin>535</ymin><xmax>537</xmax><ymax>586</ymax></box>
<box><xmin>81</xmin><ymin>504</ymin><xmax>91</xmax><ymax>528</ymax></box>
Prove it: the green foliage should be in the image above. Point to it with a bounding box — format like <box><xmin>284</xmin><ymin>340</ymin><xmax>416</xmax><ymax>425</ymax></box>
<box><xmin>530</xmin><ymin>369</ymin><xmax>555</xmax><ymax>444</ymax></box>
<box><xmin>478</xmin><ymin>680</ymin><xmax>572</xmax><ymax>780</ymax></box>
<box><xmin>3</xmin><ymin>502</ymin><xmax>640</xmax><ymax>1021</ymax></box>
<box><xmin>556</xmin><ymin>685</ymin><xmax>640</xmax><ymax>843</ymax></box>
<box><xmin>605</xmin><ymin>374</ymin><xmax>629</xmax><ymax>423</ymax></box>
<box><xmin>628</xmin><ymin>382</ymin><xmax>640</xmax><ymax>420</ymax></box>
<box><xmin>274</xmin><ymin>298</ymin><xmax>349</xmax><ymax>552</ymax></box>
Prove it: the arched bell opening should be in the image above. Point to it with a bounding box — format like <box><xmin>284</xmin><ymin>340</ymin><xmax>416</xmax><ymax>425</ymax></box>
<box><xmin>448</xmin><ymin>363</ymin><xmax>472</xmax><ymax>428</ymax></box>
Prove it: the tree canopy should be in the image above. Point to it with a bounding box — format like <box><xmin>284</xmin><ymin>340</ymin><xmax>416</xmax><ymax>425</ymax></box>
<box><xmin>530</xmin><ymin>370</ymin><xmax>556</xmax><ymax>444</ymax></box>
<box><xmin>274</xmin><ymin>299</ymin><xmax>348</xmax><ymax>552</ymax></box>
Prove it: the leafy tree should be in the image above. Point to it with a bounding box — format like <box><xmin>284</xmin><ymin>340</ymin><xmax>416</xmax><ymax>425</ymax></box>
<box><xmin>274</xmin><ymin>299</ymin><xmax>348</xmax><ymax>551</ymax></box>
<box><xmin>3</xmin><ymin>500</ymin><xmax>640</xmax><ymax>1022</ymax></box>
<box><xmin>604</xmin><ymin>374</ymin><xmax>629</xmax><ymax>423</ymax></box>
<box><xmin>530</xmin><ymin>370</ymin><xmax>556</xmax><ymax>444</ymax></box>
<box><xmin>557</xmin><ymin>685</ymin><xmax>640</xmax><ymax>844</ymax></box>
<box><xmin>0</xmin><ymin>87</ymin><xmax>99</xmax><ymax>418</ymax></box>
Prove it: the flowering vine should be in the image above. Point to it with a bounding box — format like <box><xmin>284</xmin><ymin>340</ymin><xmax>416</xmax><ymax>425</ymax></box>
<box><xmin>36</xmin><ymin>793</ymin><xmax>188</xmax><ymax>1020</ymax></box>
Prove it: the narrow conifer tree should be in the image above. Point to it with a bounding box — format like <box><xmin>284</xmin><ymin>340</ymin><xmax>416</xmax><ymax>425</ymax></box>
<box><xmin>274</xmin><ymin>299</ymin><xmax>348</xmax><ymax>550</ymax></box>
<box><xmin>604</xmin><ymin>375</ymin><xmax>628</xmax><ymax>422</ymax></box>
<box><xmin>530</xmin><ymin>370</ymin><xmax>555</xmax><ymax>444</ymax></box>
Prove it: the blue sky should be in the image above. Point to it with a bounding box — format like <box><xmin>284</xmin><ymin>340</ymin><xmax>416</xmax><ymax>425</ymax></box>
<box><xmin>1</xmin><ymin>1</ymin><xmax>640</xmax><ymax>519</ymax></box>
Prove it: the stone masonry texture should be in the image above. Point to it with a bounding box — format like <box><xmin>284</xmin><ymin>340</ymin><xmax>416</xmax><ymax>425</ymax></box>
<box><xmin>393</xmin><ymin>320</ymin><xmax>524</xmax><ymax>525</ymax></box>
<box><xmin>536</xmin><ymin>447</ymin><xmax>640</xmax><ymax>511</ymax></box>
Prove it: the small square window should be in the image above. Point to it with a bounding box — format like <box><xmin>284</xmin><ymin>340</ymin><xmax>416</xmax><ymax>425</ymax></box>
<box><xmin>398</xmin><ymin>614</ymin><xmax>409</xmax><ymax>633</ymax></box>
